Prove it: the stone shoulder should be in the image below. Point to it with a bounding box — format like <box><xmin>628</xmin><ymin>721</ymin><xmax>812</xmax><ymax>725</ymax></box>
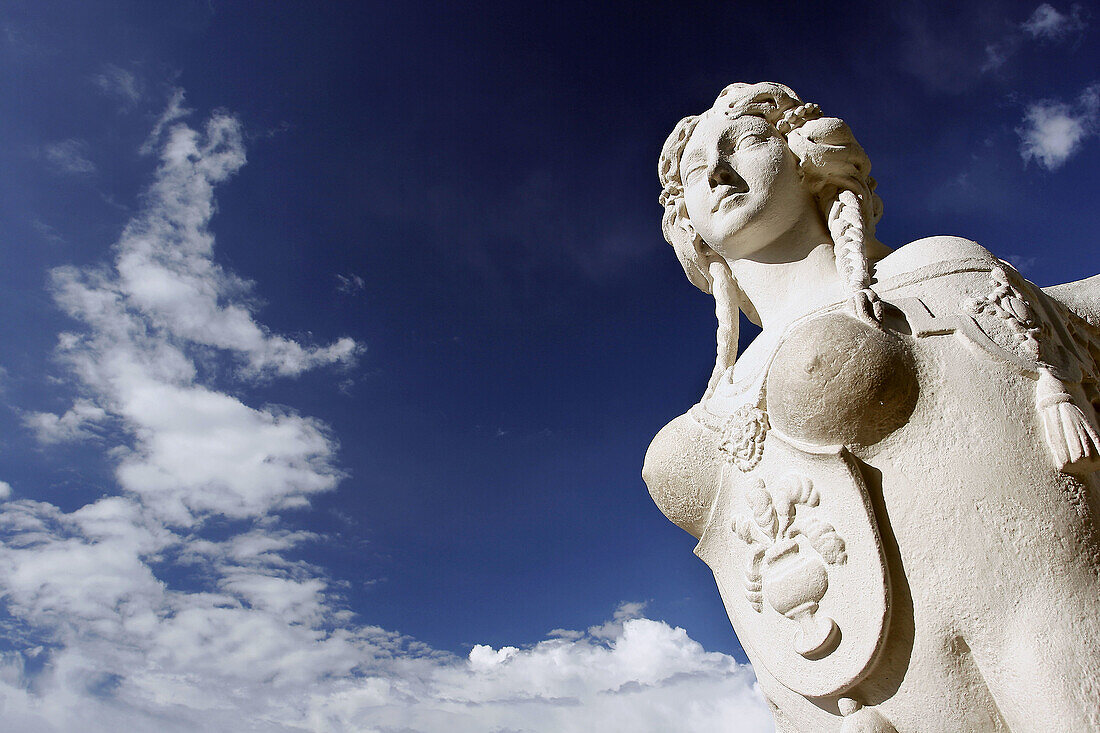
<box><xmin>871</xmin><ymin>236</ymin><xmax>997</xmax><ymax>286</ymax></box>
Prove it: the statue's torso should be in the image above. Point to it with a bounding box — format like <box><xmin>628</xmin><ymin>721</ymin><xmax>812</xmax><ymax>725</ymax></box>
<box><xmin>645</xmin><ymin>237</ymin><xmax>1100</xmax><ymax>732</ymax></box>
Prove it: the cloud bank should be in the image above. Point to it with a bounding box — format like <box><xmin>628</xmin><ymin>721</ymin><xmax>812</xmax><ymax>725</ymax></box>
<box><xmin>1</xmin><ymin>97</ymin><xmax>770</xmax><ymax>732</ymax></box>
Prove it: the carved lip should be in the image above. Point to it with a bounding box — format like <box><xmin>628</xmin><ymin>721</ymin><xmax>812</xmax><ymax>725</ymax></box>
<box><xmin>712</xmin><ymin>191</ymin><xmax>748</xmax><ymax>212</ymax></box>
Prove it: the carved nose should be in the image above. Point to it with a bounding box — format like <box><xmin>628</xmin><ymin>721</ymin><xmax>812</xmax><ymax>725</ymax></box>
<box><xmin>709</xmin><ymin>162</ymin><xmax>745</xmax><ymax>190</ymax></box>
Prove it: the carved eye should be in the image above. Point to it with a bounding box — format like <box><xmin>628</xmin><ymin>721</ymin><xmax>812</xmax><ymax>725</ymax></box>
<box><xmin>682</xmin><ymin>165</ymin><xmax>707</xmax><ymax>184</ymax></box>
<box><xmin>735</xmin><ymin>133</ymin><xmax>768</xmax><ymax>152</ymax></box>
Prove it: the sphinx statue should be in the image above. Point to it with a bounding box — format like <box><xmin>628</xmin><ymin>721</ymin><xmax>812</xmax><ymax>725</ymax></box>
<box><xmin>642</xmin><ymin>82</ymin><xmax>1100</xmax><ymax>732</ymax></box>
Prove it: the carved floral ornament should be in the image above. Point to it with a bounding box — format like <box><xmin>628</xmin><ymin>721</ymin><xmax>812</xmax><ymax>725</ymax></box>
<box><xmin>732</xmin><ymin>473</ymin><xmax>846</xmax><ymax>659</ymax></box>
<box><xmin>718</xmin><ymin>404</ymin><xmax>768</xmax><ymax>472</ymax></box>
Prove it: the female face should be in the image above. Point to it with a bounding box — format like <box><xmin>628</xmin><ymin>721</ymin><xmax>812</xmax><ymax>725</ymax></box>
<box><xmin>679</xmin><ymin>109</ymin><xmax>816</xmax><ymax>261</ymax></box>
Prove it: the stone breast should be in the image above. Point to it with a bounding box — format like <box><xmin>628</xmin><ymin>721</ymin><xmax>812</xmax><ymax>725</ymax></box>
<box><xmin>766</xmin><ymin>312</ymin><xmax>917</xmax><ymax>448</ymax></box>
<box><xmin>642</xmin><ymin>410</ymin><xmax>722</xmax><ymax>538</ymax></box>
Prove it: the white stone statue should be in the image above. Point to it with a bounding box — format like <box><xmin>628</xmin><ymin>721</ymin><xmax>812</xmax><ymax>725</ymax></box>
<box><xmin>642</xmin><ymin>82</ymin><xmax>1100</xmax><ymax>732</ymax></box>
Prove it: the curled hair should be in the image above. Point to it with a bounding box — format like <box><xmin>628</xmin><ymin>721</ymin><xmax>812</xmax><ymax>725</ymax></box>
<box><xmin>657</xmin><ymin>82</ymin><xmax>884</xmax><ymax>300</ymax></box>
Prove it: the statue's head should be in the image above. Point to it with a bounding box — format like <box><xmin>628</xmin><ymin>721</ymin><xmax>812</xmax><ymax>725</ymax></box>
<box><xmin>658</xmin><ymin>82</ymin><xmax>883</xmax><ymax>296</ymax></box>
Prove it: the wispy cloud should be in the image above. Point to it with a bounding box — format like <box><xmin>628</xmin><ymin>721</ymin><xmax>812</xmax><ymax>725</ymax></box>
<box><xmin>42</xmin><ymin>139</ymin><xmax>96</xmax><ymax>175</ymax></box>
<box><xmin>985</xmin><ymin>3</ymin><xmax>1088</xmax><ymax>70</ymax></box>
<box><xmin>1022</xmin><ymin>3</ymin><xmax>1088</xmax><ymax>40</ymax></box>
<box><xmin>335</xmin><ymin>272</ymin><xmax>366</xmax><ymax>295</ymax></box>
<box><xmin>41</xmin><ymin>108</ymin><xmax>359</xmax><ymax>524</ymax></box>
<box><xmin>3</xmin><ymin>97</ymin><xmax>768</xmax><ymax>731</ymax></box>
<box><xmin>1003</xmin><ymin>254</ymin><xmax>1039</xmax><ymax>274</ymax></box>
<box><xmin>31</xmin><ymin>218</ymin><xmax>66</xmax><ymax>245</ymax></box>
<box><xmin>1018</xmin><ymin>84</ymin><xmax>1100</xmax><ymax>169</ymax></box>
<box><xmin>895</xmin><ymin>5</ymin><xmax>1004</xmax><ymax>92</ymax></box>
<box><xmin>983</xmin><ymin>37</ymin><xmax>1022</xmax><ymax>71</ymax></box>
<box><xmin>23</xmin><ymin>399</ymin><xmax>108</xmax><ymax>444</ymax></box>
<box><xmin>1</xmin><ymin>22</ymin><xmax>52</xmax><ymax>60</ymax></box>
<box><xmin>140</xmin><ymin>87</ymin><xmax>191</xmax><ymax>156</ymax></box>
<box><xmin>92</xmin><ymin>63</ymin><xmax>143</xmax><ymax>105</ymax></box>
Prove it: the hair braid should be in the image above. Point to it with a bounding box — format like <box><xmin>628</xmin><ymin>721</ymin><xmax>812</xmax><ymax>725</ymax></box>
<box><xmin>827</xmin><ymin>189</ymin><xmax>882</xmax><ymax>320</ymax></box>
<box><xmin>828</xmin><ymin>189</ymin><xmax>870</xmax><ymax>293</ymax></box>
<box><xmin>704</xmin><ymin>259</ymin><xmax>739</xmax><ymax>400</ymax></box>
<box><xmin>706</xmin><ymin>260</ymin><xmax>739</xmax><ymax>399</ymax></box>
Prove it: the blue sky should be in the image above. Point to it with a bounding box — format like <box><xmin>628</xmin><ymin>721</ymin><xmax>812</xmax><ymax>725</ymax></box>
<box><xmin>0</xmin><ymin>1</ymin><xmax>1098</xmax><ymax>730</ymax></box>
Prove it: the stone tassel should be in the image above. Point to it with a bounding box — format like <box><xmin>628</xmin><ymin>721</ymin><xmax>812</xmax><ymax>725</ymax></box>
<box><xmin>1036</xmin><ymin>366</ymin><xmax>1100</xmax><ymax>471</ymax></box>
<box><xmin>838</xmin><ymin>698</ymin><xmax>896</xmax><ymax>733</ymax></box>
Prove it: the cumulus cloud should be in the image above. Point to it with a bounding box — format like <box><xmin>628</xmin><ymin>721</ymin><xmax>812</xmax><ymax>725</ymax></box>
<box><xmin>3</xmin><ymin>96</ymin><xmax>768</xmax><ymax>732</ymax></box>
<box><xmin>0</xmin><ymin>518</ymin><xmax>770</xmax><ymax>733</ymax></box>
<box><xmin>42</xmin><ymin>139</ymin><xmax>96</xmax><ymax>175</ymax></box>
<box><xmin>0</xmin><ymin>493</ymin><xmax>768</xmax><ymax>731</ymax></box>
<box><xmin>1018</xmin><ymin>84</ymin><xmax>1100</xmax><ymax>169</ymax></box>
<box><xmin>586</xmin><ymin>599</ymin><xmax>648</xmax><ymax>640</ymax></box>
<box><xmin>388</xmin><ymin>613</ymin><xmax>771</xmax><ymax>733</ymax></box>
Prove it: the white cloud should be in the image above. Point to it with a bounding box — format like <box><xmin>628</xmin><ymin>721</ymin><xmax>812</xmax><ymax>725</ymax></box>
<box><xmin>0</xmin><ymin>492</ymin><xmax>768</xmax><ymax>730</ymax></box>
<box><xmin>0</xmin><ymin>481</ymin><xmax>10</xmax><ymax>500</ymax></box>
<box><xmin>140</xmin><ymin>88</ymin><xmax>191</xmax><ymax>156</ymax></box>
<box><xmin>35</xmin><ymin>105</ymin><xmax>361</xmax><ymax>525</ymax></box>
<box><xmin>99</xmin><ymin>113</ymin><xmax>359</xmax><ymax>378</ymax></box>
<box><xmin>92</xmin><ymin>63</ymin><xmax>142</xmax><ymax>105</ymax></box>
<box><xmin>2</xmin><ymin>96</ymin><xmax>769</xmax><ymax>732</ymax></box>
<box><xmin>108</xmin><ymin>382</ymin><xmax>345</xmax><ymax>522</ymax></box>
<box><xmin>42</xmin><ymin>139</ymin><xmax>96</xmax><ymax>175</ymax></box>
<box><xmin>23</xmin><ymin>399</ymin><xmax>108</xmax><ymax>444</ymax></box>
<box><xmin>0</xmin><ymin>512</ymin><xmax>771</xmax><ymax>733</ymax></box>
<box><xmin>1018</xmin><ymin>84</ymin><xmax>1100</xmax><ymax>169</ymax></box>
<box><xmin>1022</xmin><ymin>3</ymin><xmax>1087</xmax><ymax>40</ymax></box>
<box><xmin>587</xmin><ymin>599</ymin><xmax>648</xmax><ymax>639</ymax></box>
<box><xmin>348</xmin><ymin>614</ymin><xmax>772</xmax><ymax>733</ymax></box>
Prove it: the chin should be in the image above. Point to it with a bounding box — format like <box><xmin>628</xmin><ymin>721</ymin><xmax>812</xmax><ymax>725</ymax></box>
<box><xmin>711</xmin><ymin>223</ymin><xmax>780</xmax><ymax>261</ymax></box>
